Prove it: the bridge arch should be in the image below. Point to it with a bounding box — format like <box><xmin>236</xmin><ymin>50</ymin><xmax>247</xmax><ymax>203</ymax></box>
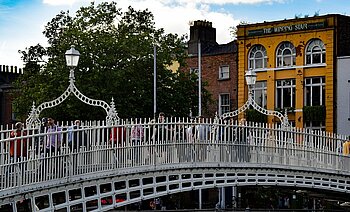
<box><xmin>2</xmin><ymin>165</ymin><xmax>350</xmax><ymax>211</ymax></box>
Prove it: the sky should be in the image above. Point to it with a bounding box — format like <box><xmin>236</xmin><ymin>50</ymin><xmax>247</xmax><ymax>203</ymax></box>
<box><xmin>1</xmin><ymin>0</ymin><xmax>350</xmax><ymax>68</ymax></box>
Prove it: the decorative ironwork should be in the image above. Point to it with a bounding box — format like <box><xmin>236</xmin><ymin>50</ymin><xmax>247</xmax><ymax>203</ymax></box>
<box><xmin>221</xmin><ymin>90</ymin><xmax>290</xmax><ymax>128</ymax></box>
<box><xmin>0</xmin><ymin>119</ymin><xmax>348</xmax><ymax>209</ymax></box>
<box><xmin>26</xmin><ymin>45</ymin><xmax>119</xmax><ymax>128</ymax></box>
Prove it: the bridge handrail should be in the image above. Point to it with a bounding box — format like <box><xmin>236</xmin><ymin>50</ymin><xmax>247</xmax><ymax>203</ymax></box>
<box><xmin>0</xmin><ymin>117</ymin><xmax>348</xmax><ymax>199</ymax></box>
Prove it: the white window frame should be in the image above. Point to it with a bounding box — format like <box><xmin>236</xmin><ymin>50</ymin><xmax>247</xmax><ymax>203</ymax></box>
<box><xmin>305</xmin><ymin>39</ymin><xmax>326</xmax><ymax>65</ymax></box>
<box><xmin>275</xmin><ymin>79</ymin><xmax>296</xmax><ymax>109</ymax></box>
<box><xmin>304</xmin><ymin>77</ymin><xmax>325</xmax><ymax>106</ymax></box>
<box><xmin>248</xmin><ymin>45</ymin><xmax>268</xmax><ymax>70</ymax></box>
<box><xmin>11</xmin><ymin>102</ymin><xmax>17</xmax><ymax>121</ymax></box>
<box><xmin>190</xmin><ymin>67</ymin><xmax>199</xmax><ymax>81</ymax></box>
<box><xmin>190</xmin><ymin>67</ymin><xmax>198</xmax><ymax>75</ymax></box>
<box><xmin>219</xmin><ymin>93</ymin><xmax>230</xmax><ymax>116</ymax></box>
<box><xmin>304</xmin><ymin>121</ymin><xmax>326</xmax><ymax>132</ymax></box>
<box><xmin>219</xmin><ymin>65</ymin><xmax>229</xmax><ymax>79</ymax></box>
<box><xmin>276</xmin><ymin>42</ymin><xmax>296</xmax><ymax>67</ymax></box>
<box><xmin>252</xmin><ymin>81</ymin><xmax>267</xmax><ymax>108</ymax></box>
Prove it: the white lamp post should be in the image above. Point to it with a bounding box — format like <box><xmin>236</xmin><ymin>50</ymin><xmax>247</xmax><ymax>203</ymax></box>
<box><xmin>65</xmin><ymin>46</ymin><xmax>80</xmax><ymax>82</ymax></box>
<box><xmin>220</xmin><ymin>70</ymin><xmax>289</xmax><ymax>128</ymax></box>
<box><xmin>26</xmin><ymin>45</ymin><xmax>119</xmax><ymax>128</ymax></box>
<box><xmin>65</xmin><ymin>46</ymin><xmax>80</xmax><ymax>67</ymax></box>
<box><xmin>245</xmin><ymin>70</ymin><xmax>257</xmax><ymax>91</ymax></box>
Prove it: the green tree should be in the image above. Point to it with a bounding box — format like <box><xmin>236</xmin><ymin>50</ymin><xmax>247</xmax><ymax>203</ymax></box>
<box><xmin>230</xmin><ymin>21</ymin><xmax>248</xmax><ymax>40</ymax></box>
<box><xmin>14</xmin><ymin>2</ymin><xmax>209</xmax><ymax>121</ymax></box>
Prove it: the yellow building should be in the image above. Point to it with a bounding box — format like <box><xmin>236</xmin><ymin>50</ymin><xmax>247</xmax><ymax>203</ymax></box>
<box><xmin>237</xmin><ymin>14</ymin><xmax>350</xmax><ymax>132</ymax></box>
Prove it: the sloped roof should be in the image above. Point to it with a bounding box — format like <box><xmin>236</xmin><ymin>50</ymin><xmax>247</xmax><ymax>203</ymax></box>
<box><xmin>201</xmin><ymin>41</ymin><xmax>237</xmax><ymax>56</ymax></box>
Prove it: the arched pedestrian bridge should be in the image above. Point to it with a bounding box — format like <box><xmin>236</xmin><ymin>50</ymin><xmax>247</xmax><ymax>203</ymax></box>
<box><xmin>0</xmin><ymin>118</ymin><xmax>349</xmax><ymax>211</ymax></box>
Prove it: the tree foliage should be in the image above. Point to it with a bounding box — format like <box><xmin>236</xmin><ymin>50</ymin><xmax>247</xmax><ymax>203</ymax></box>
<box><xmin>230</xmin><ymin>21</ymin><xmax>248</xmax><ymax>40</ymax></box>
<box><xmin>14</xmin><ymin>2</ymin><xmax>210</xmax><ymax>121</ymax></box>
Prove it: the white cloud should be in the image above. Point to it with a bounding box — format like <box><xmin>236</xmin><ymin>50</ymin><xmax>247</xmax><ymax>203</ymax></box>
<box><xmin>116</xmin><ymin>0</ymin><xmax>238</xmax><ymax>43</ymax></box>
<box><xmin>170</xmin><ymin>0</ymin><xmax>285</xmax><ymax>5</ymax></box>
<box><xmin>40</xmin><ymin>0</ymin><xmax>282</xmax><ymax>43</ymax></box>
<box><xmin>42</xmin><ymin>0</ymin><xmax>283</xmax><ymax>7</ymax></box>
<box><xmin>42</xmin><ymin>0</ymin><xmax>87</xmax><ymax>6</ymax></box>
<box><xmin>179</xmin><ymin>0</ymin><xmax>284</xmax><ymax>5</ymax></box>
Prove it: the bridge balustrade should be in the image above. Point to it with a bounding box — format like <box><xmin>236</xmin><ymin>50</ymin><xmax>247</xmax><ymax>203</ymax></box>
<box><xmin>0</xmin><ymin>118</ymin><xmax>348</xmax><ymax>200</ymax></box>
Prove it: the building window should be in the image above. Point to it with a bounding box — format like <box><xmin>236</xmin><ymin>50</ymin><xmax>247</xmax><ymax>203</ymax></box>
<box><xmin>304</xmin><ymin>77</ymin><xmax>325</xmax><ymax>106</ymax></box>
<box><xmin>276</xmin><ymin>79</ymin><xmax>295</xmax><ymax>109</ymax></box>
<box><xmin>190</xmin><ymin>67</ymin><xmax>198</xmax><ymax>75</ymax></box>
<box><xmin>219</xmin><ymin>94</ymin><xmax>230</xmax><ymax>115</ymax></box>
<box><xmin>276</xmin><ymin>42</ymin><xmax>296</xmax><ymax>67</ymax></box>
<box><xmin>304</xmin><ymin>121</ymin><xmax>325</xmax><ymax>131</ymax></box>
<box><xmin>305</xmin><ymin>39</ymin><xmax>326</xmax><ymax>65</ymax></box>
<box><xmin>190</xmin><ymin>67</ymin><xmax>199</xmax><ymax>81</ymax></box>
<box><xmin>252</xmin><ymin>81</ymin><xmax>267</xmax><ymax>108</ymax></box>
<box><xmin>219</xmin><ymin>65</ymin><xmax>229</xmax><ymax>79</ymax></box>
<box><xmin>248</xmin><ymin>45</ymin><xmax>267</xmax><ymax>70</ymax></box>
<box><xmin>11</xmin><ymin>102</ymin><xmax>18</xmax><ymax>121</ymax></box>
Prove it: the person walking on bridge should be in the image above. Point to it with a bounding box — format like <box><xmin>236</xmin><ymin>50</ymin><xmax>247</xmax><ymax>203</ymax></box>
<box><xmin>45</xmin><ymin>118</ymin><xmax>62</xmax><ymax>154</ymax></box>
<box><xmin>195</xmin><ymin>116</ymin><xmax>210</xmax><ymax>162</ymax></box>
<box><xmin>235</xmin><ymin>118</ymin><xmax>250</xmax><ymax>163</ymax></box>
<box><xmin>342</xmin><ymin>138</ymin><xmax>350</xmax><ymax>168</ymax></box>
<box><xmin>9</xmin><ymin>122</ymin><xmax>27</xmax><ymax>160</ymax></box>
<box><xmin>68</xmin><ymin>120</ymin><xmax>87</xmax><ymax>150</ymax></box>
<box><xmin>131</xmin><ymin>120</ymin><xmax>144</xmax><ymax>165</ymax></box>
<box><xmin>152</xmin><ymin>112</ymin><xmax>171</xmax><ymax>164</ymax></box>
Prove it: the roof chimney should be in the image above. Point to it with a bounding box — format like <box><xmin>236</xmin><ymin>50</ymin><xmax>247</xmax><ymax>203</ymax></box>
<box><xmin>188</xmin><ymin>20</ymin><xmax>217</xmax><ymax>55</ymax></box>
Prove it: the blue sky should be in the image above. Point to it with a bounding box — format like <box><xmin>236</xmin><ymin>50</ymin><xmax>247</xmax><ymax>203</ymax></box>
<box><xmin>1</xmin><ymin>0</ymin><xmax>350</xmax><ymax>67</ymax></box>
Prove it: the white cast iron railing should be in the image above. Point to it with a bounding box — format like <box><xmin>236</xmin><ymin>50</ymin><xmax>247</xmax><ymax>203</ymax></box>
<box><xmin>0</xmin><ymin>117</ymin><xmax>348</xmax><ymax>209</ymax></box>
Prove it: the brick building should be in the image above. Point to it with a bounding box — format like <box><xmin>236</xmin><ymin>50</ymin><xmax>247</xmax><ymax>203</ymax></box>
<box><xmin>183</xmin><ymin>20</ymin><xmax>238</xmax><ymax>117</ymax></box>
<box><xmin>237</xmin><ymin>14</ymin><xmax>350</xmax><ymax>132</ymax></box>
<box><xmin>0</xmin><ymin>65</ymin><xmax>22</xmax><ymax>125</ymax></box>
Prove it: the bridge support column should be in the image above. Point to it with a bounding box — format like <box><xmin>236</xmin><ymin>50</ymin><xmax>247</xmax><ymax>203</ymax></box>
<box><xmin>220</xmin><ymin>187</ymin><xmax>226</xmax><ymax>209</ymax></box>
<box><xmin>12</xmin><ymin>202</ymin><xmax>16</xmax><ymax>212</ymax></box>
<box><xmin>232</xmin><ymin>186</ymin><xmax>237</xmax><ymax>209</ymax></box>
<box><xmin>199</xmin><ymin>188</ymin><xmax>202</xmax><ymax>209</ymax></box>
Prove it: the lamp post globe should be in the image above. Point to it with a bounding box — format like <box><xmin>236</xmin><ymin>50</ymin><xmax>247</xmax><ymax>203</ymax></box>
<box><xmin>65</xmin><ymin>45</ymin><xmax>80</xmax><ymax>68</ymax></box>
<box><xmin>245</xmin><ymin>69</ymin><xmax>257</xmax><ymax>87</ymax></box>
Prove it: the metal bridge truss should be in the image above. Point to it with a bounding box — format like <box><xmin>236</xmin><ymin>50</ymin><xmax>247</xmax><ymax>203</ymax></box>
<box><xmin>2</xmin><ymin>166</ymin><xmax>350</xmax><ymax>212</ymax></box>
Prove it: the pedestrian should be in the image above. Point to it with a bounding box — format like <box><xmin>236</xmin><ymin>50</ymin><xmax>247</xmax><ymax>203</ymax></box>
<box><xmin>109</xmin><ymin>124</ymin><xmax>126</xmax><ymax>145</ymax></box>
<box><xmin>152</xmin><ymin>112</ymin><xmax>170</xmax><ymax>163</ymax></box>
<box><xmin>9</xmin><ymin>122</ymin><xmax>27</xmax><ymax>159</ymax></box>
<box><xmin>109</xmin><ymin>122</ymin><xmax>126</xmax><ymax>166</ymax></box>
<box><xmin>45</xmin><ymin>118</ymin><xmax>62</xmax><ymax>154</ymax></box>
<box><xmin>36</xmin><ymin>117</ymin><xmax>48</xmax><ymax>154</ymax></box>
<box><xmin>68</xmin><ymin>120</ymin><xmax>87</xmax><ymax>150</ymax></box>
<box><xmin>266</xmin><ymin>129</ymin><xmax>276</xmax><ymax>163</ymax></box>
<box><xmin>195</xmin><ymin>116</ymin><xmax>210</xmax><ymax>161</ymax></box>
<box><xmin>185</xmin><ymin>118</ymin><xmax>196</xmax><ymax>162</ymax></box>
<box><xmin>195</xmin><ymin>116</ymin><xmax>210</xmax><ymax>142</ymax></box>
<box><xmin>236</xmin><ymin>118</ymin><xmax>250</xmax><ymax>162</ymax></box>
<box><xmin>343</xmin><ymin>138</ymin><xmax>350</xmax><ymax>156</ymax></box>
<box><xmin>343</xmin><ymin>137</ymin><xmax>350</xmax><ymax>168</ymax></box>
<box><xmin>131</xmin><ymin>120</ymin><xmax>144</xmax><ymax>164</ymax></box>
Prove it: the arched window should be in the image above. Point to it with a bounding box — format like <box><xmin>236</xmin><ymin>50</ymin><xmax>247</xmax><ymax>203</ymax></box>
<box><xmin>305</xmin><ymin>39</ymin><xmax>326</xmax><ymax>65</ymax></box>
<box><xmin>248</xmin><ymin>45</ymin><xmax>267</xmax><ymax>70</ymax></box>
<box><xmin>276</xmin><ymin>42</ymin><xmax>296</xmax><ymax>67</ymax></box>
